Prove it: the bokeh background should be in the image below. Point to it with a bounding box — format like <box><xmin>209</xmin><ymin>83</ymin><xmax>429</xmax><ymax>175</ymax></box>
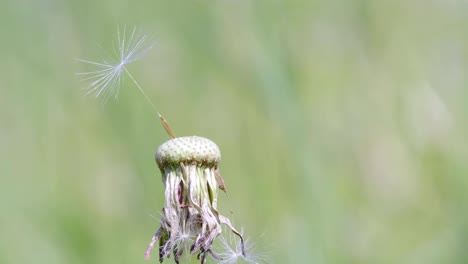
<box><xmin>2</xmin><ymin>0</ymin><xmax>468</xmax><ymax>263</ymax></box>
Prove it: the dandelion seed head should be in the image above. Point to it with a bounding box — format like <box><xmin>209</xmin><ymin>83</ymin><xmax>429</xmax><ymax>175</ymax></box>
<box><xmin>146</xmin><ymin>137</ymin><xmax>247</xmax><ymax>263</ymax></box>
<box><xmin>77</xmin><ymin>25</ymin><xmax>156</xmax><ymax>103</ymax></box>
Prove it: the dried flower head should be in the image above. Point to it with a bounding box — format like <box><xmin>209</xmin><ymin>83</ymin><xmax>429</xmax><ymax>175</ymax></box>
<box><xmin>145</xmin><ymin>136</ymin><xmax>245</xmax><ymax>263</ymax></box>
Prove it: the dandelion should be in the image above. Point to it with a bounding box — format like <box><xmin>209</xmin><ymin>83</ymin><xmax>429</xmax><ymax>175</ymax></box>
<box><xmin>77</xmin><ymin>25</ymin><xmax>157</xmax><ymax>107</ymax></box>
<box><xmin>145</xmin><ymin>136</ymin><xmax>246</xmax><ymax>263</ymax></box>
<box><xmin>79</xmin><ymin>26</ymin><xmax>257</xmax><ymax>264</ymax></box>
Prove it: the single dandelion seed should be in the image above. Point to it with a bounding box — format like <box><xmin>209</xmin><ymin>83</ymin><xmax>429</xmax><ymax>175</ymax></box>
<box><xmin>76</xmin><ymin>25</ymin><xmax>157</xmax><ymax>110</ymax></box>
<box><xmin>145</xmin><ymin>136</ymin><xmax>246</xmax><ymax>264</ymax></box>
<box><xmin>217</xmin><ymin>230</ymin><xmax>268</xmax><ymax>264</ymax></box>
<box><xmin>77</xmin><ymin>26</ymin><xmax>177</xmax><ymax>138</ymax></box>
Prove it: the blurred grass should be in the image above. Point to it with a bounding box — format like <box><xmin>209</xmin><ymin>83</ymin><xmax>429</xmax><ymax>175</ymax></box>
<box><xmin>2</xmin><ymin>0</ymin><xmax>468</xmax><ymax>263</ymax></box>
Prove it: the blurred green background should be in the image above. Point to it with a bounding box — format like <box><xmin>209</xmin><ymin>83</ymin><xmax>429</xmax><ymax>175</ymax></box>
<box><xmin>2</xmin><ymin>0</ymin><xmax>468</xmax><ymax>263</ymax></box>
